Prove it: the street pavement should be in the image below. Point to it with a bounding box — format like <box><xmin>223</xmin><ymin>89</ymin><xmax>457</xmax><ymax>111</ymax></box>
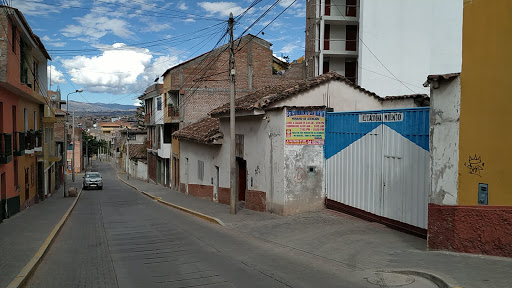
<box><xmin>0</xmin><ymin>175</ymin><xmax>82</xmax><ymax>288</ymax></box>
<box><xmin>1</xmin><ymin>160</ymin><xmax>511</xmax><ymax>287</ymax></box>
<box><xmin>110</xmin><ymin>161</ymin><xmax>512</xmax><ymax>288</ymax></box>
<box><xmin>24</xmin><ymin>161</ymin><xmax>437</xmax><ymax>288</ymax></box>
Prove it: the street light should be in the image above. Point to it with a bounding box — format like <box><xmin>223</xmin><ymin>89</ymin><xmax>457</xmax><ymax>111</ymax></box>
<box><xmin>64</xmin><ymin>89</ymin><xmax>83</xmax><ymax>196</ymax></box>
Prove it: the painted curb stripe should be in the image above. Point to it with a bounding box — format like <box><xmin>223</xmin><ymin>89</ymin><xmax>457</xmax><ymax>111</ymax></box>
<box><xmin>115</xmin><ymin>171</ymin><xmax>225</xmax><ymax>227</ymax></box>
<box><xmin>7</xmin><ymin>189</ymin><xmax>83</xmax><ymax>288</ymax></box>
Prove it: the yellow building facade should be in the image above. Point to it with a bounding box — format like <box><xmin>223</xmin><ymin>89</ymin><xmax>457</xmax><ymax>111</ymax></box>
<box><xmin>428</xmin><ymin>0</ymin><xmax>512</xmax><ymax>257</ymax></box>
<box><xmin>458</xmin><ymin>0</ymin><xmax>512</xmax><ymax>205</ymax></box>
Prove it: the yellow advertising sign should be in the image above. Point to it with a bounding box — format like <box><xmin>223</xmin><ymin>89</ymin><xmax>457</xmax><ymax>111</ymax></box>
<box><xmin>285</xmin><ymin>110</ymin><xmax>325</xmax><ymax>145</ymax></box>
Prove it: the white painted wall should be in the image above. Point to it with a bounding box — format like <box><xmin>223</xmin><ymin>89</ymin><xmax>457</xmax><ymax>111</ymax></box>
<box><xmin>283</xmin><ymin>138</ymin><xmax>325</xmax><ymax>215</ymax></box>
<box><xmin>329</xmin><ymin>24</ymin><xmax>347</xmax><ymax>52</ymax></box>
<box><xmin>217</xmin><ymin>110</ymin><xmax>286</xmax><ymax>211</ymax></box>
<box><xmin>158</xmin><ymin>143</ymin><xmax>171</xmax><ymax>159</ymax></box>
<box><xmin>358</xmin><ymin>0</ymin><xmax>462</xmax><ymax>96</ymax></box>
<box><xmin>180</xmin><ymin>141</ymin><xmax>222</xmax><ymax>189</ymax></box>
<box><xmin>429</xmin><ymin>77</ymin><xmax>461</xmax><ymax>206</ymax></box>
<box><xmin>179</xmin><ymin>79</ymin><xmax>422</xmax><ymax>214</ymax></box>
<box><xmin>135</xmin><ymin>160</ymin><xmax>148</xmax><ymax>181</ymax></box>
<box><xmin>272</xmin><ymin>81</ymin><xmax>383</xmax><ymax>111</ymax></box>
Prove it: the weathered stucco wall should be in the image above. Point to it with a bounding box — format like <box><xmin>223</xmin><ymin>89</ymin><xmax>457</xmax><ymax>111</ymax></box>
<box><xmin>283</xmin><ymin>142</ymin><xmax>324</xmax><ymax>215</ymax></box>
<box><xmin>135</xmin><ymin>160</ymin><xmax>148</xmax><ymax>181</ymax></box>
<box><xmin>429</xmin><ymin>76</ymin><xmax>460</xmax><ymax>206</ymax></box>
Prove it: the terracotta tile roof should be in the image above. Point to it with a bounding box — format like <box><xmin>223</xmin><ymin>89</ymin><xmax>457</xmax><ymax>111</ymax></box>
<box><xmin>172</xmin><ymin>117</ymin><xmax>222</xmax><ymax>144</ymax></box>
<box><xmin>384</xmin><ymin>94</ymin><xmax>429</xmax><ymax>100</ymax></box>
<box><xmin>128</xmin><ymin>143</ymin><xmax>147</xmax><ymax>160</ymax></box>
<box><xmin>209</xmin><ymin>72</ymin><xmax>380</xmax><ymax>117</ymax></box>
<box><xmin>424</xmin><ymin>73</ymin><xmax>461</xmax><ymax>87</ymax></box>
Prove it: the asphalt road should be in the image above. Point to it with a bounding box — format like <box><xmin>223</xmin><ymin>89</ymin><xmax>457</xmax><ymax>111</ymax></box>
<box><xmin>25</xmin><ymin>163</ymin><xmax>437</xmax><ymax>288</ymax></box>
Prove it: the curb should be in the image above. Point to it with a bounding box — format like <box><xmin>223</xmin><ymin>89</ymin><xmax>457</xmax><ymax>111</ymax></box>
<box><xmin>7</xmin><ymin>188</ymin><xmax>83</xmax><ymax>288</ymax></box>
<box><xmin>157</xmin><ymin>199</ymin><xmax>225</xmax><ymax>227</ymax></box>
<box><xmin>379</xmin><ymin>269</ymin><xmax>461</xmax><ymax>288</ymax></box>
<box><xmin>115</xmin><ymin>174</ymin><xmax>225</xmax><ymax>227</ymax></box>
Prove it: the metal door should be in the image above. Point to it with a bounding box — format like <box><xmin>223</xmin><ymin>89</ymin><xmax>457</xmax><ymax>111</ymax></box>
<box><xmin>325</xmin><ymin>108</ymin><xmax>429</xmax><ymax>229</ymax></box>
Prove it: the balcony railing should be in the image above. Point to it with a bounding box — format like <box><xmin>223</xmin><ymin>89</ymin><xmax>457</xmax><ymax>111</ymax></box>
<box><xmin>13</xmin><ymin>132</ymin><xmax>26</xmax><ymax>156</ymax></box>
<box><xmin>24</xmin><ymin>130</ymin><xmax>42</xmax><ymax>152</ymax></box>
<box><xmin>0</xmin><ymin>133</ymin><xmax>13</xmax><ymax>164</ymax></box>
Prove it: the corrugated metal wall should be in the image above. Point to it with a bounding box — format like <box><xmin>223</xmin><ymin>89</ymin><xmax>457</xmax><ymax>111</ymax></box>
<box><xmin>325</xmin><ymin>108</ymin><xmax>429</xmax><ymax>229</ymax></box>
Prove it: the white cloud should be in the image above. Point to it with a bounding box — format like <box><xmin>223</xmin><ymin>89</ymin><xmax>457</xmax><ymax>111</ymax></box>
<box><xmin>48</xmin><ymin>65</ymin><xmax>66</xmax><ymax>84</ymax></box>
<box><xmin>11</xmin><ymin>0</ymin><xmax>61</xmax><ymax>16</ymax></box>
<box><xmin>61</xmin><ymin>13</ymin><xmax>133</xmax><ymax>41</ymax></box>
<box><xmin>198</xmin><ymin>2</ymin><xmax>245</xmax><ymax>17</ymax></box>
<box><xmin>280</xmin><ymin>43</ymin><xmax>299</xmax><ymax>54</ymax></box>
<box><xmin>41</xmin><ymin>36</ymin><xmax>66</xmax><ymax>48</ymax></box>
<box><xmin>178</xmin><ymin>3</ymin><xmax>188</xmax><ymax>10</ymax></box>
<box><xmin>60</xmin><ymin>43</ymin><xmax>179</xmax><ymax>95</ymax></box>
<box><xmin>184</xmin><ymin>18</ymin><xmax>196</xmax><ymax>23</ymax></box>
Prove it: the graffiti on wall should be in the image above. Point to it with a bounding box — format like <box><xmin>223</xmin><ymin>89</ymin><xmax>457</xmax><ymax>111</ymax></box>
<box><xmin>464</xmin><ymin>155</ymin><xmax>485</xmax><ymax>176</ymax></box>
<box><xmin>294</xmin><ymin>167</ymin><xmax>307</xmax><ymax>183</ymax></box>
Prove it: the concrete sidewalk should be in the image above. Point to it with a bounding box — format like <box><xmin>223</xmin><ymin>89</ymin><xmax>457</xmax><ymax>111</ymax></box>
<box><xmin>111</xmin><ymin>162</ymin><xmax>512</xmax><ymax>288</ymax></box>
<box><xmin>0</xmin><ymin>175</ymin><xmax>82</xmax><ymax>288</ymax></box>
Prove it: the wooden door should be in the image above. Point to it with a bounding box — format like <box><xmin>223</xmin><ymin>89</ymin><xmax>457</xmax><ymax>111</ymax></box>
<box><xmin>24</xmin><ymin>168</ymin><xmax>29</xmax><ymax>201</ymax></box>
<box><xmin>325</xmin><ymin>0</ymin><xmax>331</xmax><ymax>16</ymax></box>
<box><xmin>237</xmin><ymin>158</ymin><xmax>247</xmax><ymax>202</ymax></box>
<box><xmin>346</xmin><ymin>25</ymin><xmax>358</xmax><ymax>51</ymax></box>
<box><xmin>324</xmin><ymin>24</ymin><xmax>330</xmax><ymax>50</ymax></box>
<box><xmin>1</xmin><ymin>173</ymin><xmax>6</xmax><ymax>220</ymax></box>
<box><xmin>346</xmin><ymin>0</ymin><xmax>357</xmax><ymax>17</ymax></box>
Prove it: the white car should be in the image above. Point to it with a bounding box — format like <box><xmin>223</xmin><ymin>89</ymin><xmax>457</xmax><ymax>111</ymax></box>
<box><xmin>83</xmin><ymin>172</ymin><xmax>103</xmax><ymax>190</ymax></box>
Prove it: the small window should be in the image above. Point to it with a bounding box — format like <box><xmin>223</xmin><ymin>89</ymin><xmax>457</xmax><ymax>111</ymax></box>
<box><xmin>157</xmin><ymin>97</ymin><xmax>162</xmax><ymax>111</ymax></box>
<box><xmin>11</xmin><ymin>23</ymin><xmax>16</xmax><ymax>53</ymax></box>
<box><xmin>198</xmin><ymin>160</ymin><xmax>204</xmax><ymax>181</ymax></box>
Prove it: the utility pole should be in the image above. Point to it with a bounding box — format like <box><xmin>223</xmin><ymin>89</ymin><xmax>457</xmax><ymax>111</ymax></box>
<box><xmin>126</xmin><ymin>127</ymin><xmax>130</xmax><ymax>180</ymax></box>
<box><xmin>86</xmin><ymin>138</ymin><xmax>89</xmax><ymax>171</ymax></box>
<box><xmin>63</xmin><ymin>116</ymin><xmax>67</xmax><ymax>197</ymax></box>
<box><xmin>72</xmin><ymin>111</ymin><xmax>75</xmax><ymax>182</ymax></box>
<box><xmin>229</xmin><ymin>13</ymin><xmax>236</xmax><ymax>215</ymax></box>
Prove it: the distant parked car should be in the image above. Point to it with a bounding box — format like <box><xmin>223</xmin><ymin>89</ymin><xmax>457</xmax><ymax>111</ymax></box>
<box><xmin>83</xmin><ymin>172</ymin><xmax>103</xmax><ymax>190</ymax></box>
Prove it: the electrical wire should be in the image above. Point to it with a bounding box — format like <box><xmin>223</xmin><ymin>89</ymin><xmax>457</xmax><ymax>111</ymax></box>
<box><xmin>328</xmin><ymin>3</ymin><xmax>418</xmax><ymax>94</ymax></box>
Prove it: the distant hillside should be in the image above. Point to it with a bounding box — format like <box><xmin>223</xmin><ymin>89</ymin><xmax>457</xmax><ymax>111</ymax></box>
<box><xmin>63</xmin><ymin>101</ymin><xmax>137</xmax><ymax>112</ymax></box>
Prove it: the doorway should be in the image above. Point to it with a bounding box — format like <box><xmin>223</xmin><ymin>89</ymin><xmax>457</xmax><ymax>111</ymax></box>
<box><xmin>1</xmin><ymin>173</ymin><xmax>6</xmax><ymax>220</ymax></box>
<box><xmin>237</xmin><ymin>158</ymin><xmax>247</xmax><ymax>202</ymax></box>
<box><xmin>24</xmin><ymin>168</ymin><xmax>29</xmax><ymax>202</ymax></box>
<box><xmin>214</xmin><ymin>166</ymin><xmax>219</xmax><ymax>201</ymax></box>
<box><xmin>173</xmin><ymin>155</ymin><xmax>180</xmax><ymax>189</ymax></box>
<box><xmin>346</xmin><ymin>25</ymin><xmax>358</xmax><ymax>51</ymax></box>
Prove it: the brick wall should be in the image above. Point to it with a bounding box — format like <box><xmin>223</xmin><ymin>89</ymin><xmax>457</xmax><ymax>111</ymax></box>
<box><xmin>166</xmin><ymin>35</ymin><xmax>304</xmax><ymax>126</ymax></box>
<box><xmin>428</xmin><ymin>204</ymin><xmax>512</xmax><ymax>257</ymax></box>
<box><xmin>188</xmin><ymin>184</ymin><xmax>213</xmax><ymax>199</ymax></box>
<box><xmin>218</xmin><ymin>187</ymin><xmax>230</xmax><ymax>205</ymax></box>
<box><xmin>246</xmin><ymin>190</ymin><xmax>266</xmax><ymax>212</ymax></box>
<box><xmin>0</xmin><ymin>13</ymin><xmax>7</xmax><ymax>82</ymax></box>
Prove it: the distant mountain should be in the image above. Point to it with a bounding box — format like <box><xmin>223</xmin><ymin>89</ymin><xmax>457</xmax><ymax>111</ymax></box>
<box><xmin>63</xmin><ymin>101</ymin><xmax>137</xmax><ymax>112</ymax></box>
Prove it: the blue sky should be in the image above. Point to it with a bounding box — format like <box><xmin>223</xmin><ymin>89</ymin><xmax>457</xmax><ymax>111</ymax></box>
<box><xmin>12</xmin><ymin>0</ymin><xmax>305</xmax><ymax>106</ymax></box>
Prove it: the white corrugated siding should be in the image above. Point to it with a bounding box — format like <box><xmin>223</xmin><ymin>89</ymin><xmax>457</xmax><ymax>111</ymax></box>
<box><xmin>325</xmin><ymin>109</ymin><xmax>429</xmax><ymax>229</ymax></box>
